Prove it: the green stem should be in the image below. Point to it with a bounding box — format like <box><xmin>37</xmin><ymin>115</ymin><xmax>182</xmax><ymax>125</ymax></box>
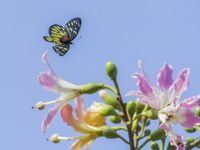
<box><xmin>110</xmin><ymin>126</ymin><xmax>127</xmax><ymax>131</ymax></box>
<box><xmin>103</xmin><ymin>84</ymin><xmax>117</xmax><ymax>95</ymax></box>
<box><xmin>137</xmin><ymin>117</ymin><xmax>147</xmax><ymax>139</ymax></box>
<box><xmin>136</xmin><ymin>138</ymin><xmax>151</xmax><ymax>150</ymax></box>
<box><xmin>113</xmin><ymin>79</ymin><xmax>120</xmax><ymax>94</ymax></box>
<box><xmin>117</xmin><ymin>135</ymin><xmax>131</xmax><ymax>145</ymax></box>
<box><xmin>112</xmin><ymin>78</ymin><xmax>134</xmax><ymax>150</ymax></box>
<box><xmin>161</xmin><ymin>137</ymin><xmax>166</xmax><ymax>150</ymax></box>
<box><xmin>132</xmin><ymin>118</ymin><xmax>139</xmax><ymax>132</ymax></box>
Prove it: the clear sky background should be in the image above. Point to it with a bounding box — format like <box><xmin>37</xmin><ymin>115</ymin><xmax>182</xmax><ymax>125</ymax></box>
<box><xmin>1</xmin><ymin>0</ymin><xmax>200</xmax><ymax>149</ymax></box>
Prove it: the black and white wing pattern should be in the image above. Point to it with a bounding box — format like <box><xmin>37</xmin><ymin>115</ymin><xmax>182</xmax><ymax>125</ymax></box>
<box><xmin>65</xmin><ymin>18</ymin><xmax>81</xmax><ymax>41</ymax></box>
<box><xmin>53</xmin><ymin>44</ymin><xmax>70</xmax><ymax>56</ymax></box>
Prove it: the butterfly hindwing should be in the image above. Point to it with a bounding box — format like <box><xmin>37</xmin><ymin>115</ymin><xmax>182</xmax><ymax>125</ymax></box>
<box><xmin>53</xmin><ymin>44</ymin><xmax>70</xmax><ymax>56</ymax></box>
<box><xmin>65</xmin><ymin>18</ymin><xmax>81</xmax><ymax>41</ymax></box>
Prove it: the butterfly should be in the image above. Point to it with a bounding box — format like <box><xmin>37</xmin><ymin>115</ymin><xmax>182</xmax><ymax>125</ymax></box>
<box><xmin>43</xmin><ymin>17</ymin><xmax>81</xmax><ymax>56</ymax></box>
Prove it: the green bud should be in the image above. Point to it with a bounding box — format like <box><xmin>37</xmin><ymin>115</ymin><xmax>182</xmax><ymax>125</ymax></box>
<box><xmin>185</xmin><ymin>137</ymin><xmax>194</xmax><ymax>147</ymax></box>
<box><xmin>195</xmin><ymin>107</ymin><xmax>200</xmax><ymax>117</ymax></box>
<box><xmin>105</xmin><ymin>62</ymin><xmax>117</xmax><ymax>80</ymax></box>
<box><xmin>144</xmin><ymin>129</ymin><xmax>151</xmax><ymax>136</ymax></box>
<box><xmin>145</xmin><ymin>120</ymin><xmax>150</xmax><ymax>126</ymax></box>
<box><xmin>81</xmin><ymin>83</ymin><xmax>104</xmax><ymax>94</ymax></box>
<box><xmin>145</xmin><ymin>109</ymin><xmax>158</xmax><ymax>120</ymax></box>
<box><xmin>99</xmin><ymin>105</ymin><xmax>119</xmax><ymax>117</ymax></box>
<box><xmin>135</xmin><ymin>99</ymin><xmax>145</xmax><ymax>114</ymax></box>
<box><xmin>103</xmin><ymin>129</ymin><xmax>118</xmax><ymax>139</ymax></box>
<box><xmin>184</xmin><ymin>127</ymin><xmax>196</xmax><ymax>133</ymax></box>
<box><xmin>150</xmin><ymin>141</ymin><xmax>159</xmax><ymax>150</ymax></box>
<box><xmin>126</xmin><ymin>101</ymin><xmax>136</xmax><ymax>119</ymax></box>
<box><xmin>148</xmin><ymin>128</ymin><xmax>165</xmax><ymax>141</ymax></box>
<box><xmin>166</xmin><ymin>142</ymin><xmax>177</xmax><ymax>150</ymax></box>
<box><xmin>109</xmin><ymin>116</ymin><xmax>122</xmax><ymax>124</ymax></box>
<box><xmin>99</xmin><ymin>90</ymin><xmax>121</xmax><ymax>110</ymax></box>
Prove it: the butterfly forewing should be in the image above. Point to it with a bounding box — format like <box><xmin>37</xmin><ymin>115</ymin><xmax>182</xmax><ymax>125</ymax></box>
<box><xmin>53</xmin><ymin>44</ymin><xmax>70</xmax><ymax>56</ymax></box>
<box><xmin>65</xmin><ymin>18</ymin><xmax>81</xmax><ymax>41</ymax></box>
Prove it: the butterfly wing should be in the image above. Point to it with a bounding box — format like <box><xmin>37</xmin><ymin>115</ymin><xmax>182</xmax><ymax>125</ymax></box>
<box><xmin>65</xmin><ymin>18</ymin><xmax>81</xmax><ymax>41</ymax></box>
<box><xmin>53</xmin><ymin>44</ymin><xmax>70</xmax><ymax>56</ymax></box>
<box><xmin>43</xmin><ymin>24</ymin><xmax>68</xmax><ymax>45</ymax></box>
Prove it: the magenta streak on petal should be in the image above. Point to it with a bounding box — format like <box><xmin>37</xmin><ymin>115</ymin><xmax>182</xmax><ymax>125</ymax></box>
<box><xmin>42</xmin><ymin>103</ymin><xmax>60</xmax><ymax>133</ymax></box>
<box><xmin>157</xmin><ymin>63</ymin><xmax>173</xmax><ymax>92</ymax></box>
<box><xmin>132</xmin><ymin>74</ymin><xmax>153</xmax><ymax>95</ymax></box>
<box><xmin>160</xmin><ymin>122</ymin><xmax>171</xmax><ymax>132</ymax></box>
<box><xmin>173</xmin><ymin>68</ymin><xmax>190</xmax><ymax>97</ymax></box>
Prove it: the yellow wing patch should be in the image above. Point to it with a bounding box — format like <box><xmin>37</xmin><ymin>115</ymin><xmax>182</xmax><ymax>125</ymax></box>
<box><xmin>43</xmin><ymin>36</ymin><xmax>62</xmax><ymax>45</ymax></box>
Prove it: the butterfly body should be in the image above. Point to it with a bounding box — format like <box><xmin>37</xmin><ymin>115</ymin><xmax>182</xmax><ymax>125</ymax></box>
<box><xmin>44</xmin><ymin>18</ymin><xmax>81</xmax><ymax>56</ymax></box>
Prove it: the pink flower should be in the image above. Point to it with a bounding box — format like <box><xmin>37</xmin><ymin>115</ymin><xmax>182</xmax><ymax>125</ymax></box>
<box><xmin>126</xmin><ymin>60</ymin><xmax>200</xmax><ymax>149</ymax></box>
<box><xmin>57</xmin><ymin>96</ymin><xmax>106</xmax><ymax>150</ymax></box>
<box><xmin>37</xmin><ymin>51</ymin><xmax>82</xmax><ymax>133</ymax></box>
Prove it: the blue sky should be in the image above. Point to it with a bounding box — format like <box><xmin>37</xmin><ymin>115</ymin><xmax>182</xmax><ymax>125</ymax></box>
<box><xmin>1</xmin><ymin>0</ymin><xmax>200</xmax><ymax>149</ymax></box>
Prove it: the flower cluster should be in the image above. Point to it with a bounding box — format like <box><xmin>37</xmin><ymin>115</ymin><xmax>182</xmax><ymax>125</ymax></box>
<box><xmin>35</xmin><ymin>52</ymin><xmax>200</xmax><ymax>150</ymax></box>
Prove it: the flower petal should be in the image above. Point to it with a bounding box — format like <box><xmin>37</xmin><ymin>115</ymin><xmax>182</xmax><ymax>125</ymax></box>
<box><xmin>132</xmin><ymin>73</ymin><xmax>153</xmax><ymax>95</ymax></box>
<box><xmin>38</xmin><ymin>51</ymin><xmax>82</xmax><ymax>94</ymax></box>
<box><xmin>69</xmin><ymin>134</ymin><xmax>98</xmax><ymax>150</ymax></box>
<box><xmin>172</xmin><ymin>68</ymin><xmax>190</xmax><ymax>98</ymax></box>
<box><xmin>75</xmin><ymin>96</ymin><xmax>85</xmax><ymax>123</ymax></box>
<box><xmin>157</xmin><ymin>62</ymin><xmax>173</xmax><ymax>91</ymax></box>
<box><xmin>42</xmin><ymin>101</ymin><xmax>64</xmax><ymax>133</ymax></box>
<box><xmin>160</xmin><ymin>123</ymin><xmax>185</xmax><ymax>150</ymax></box>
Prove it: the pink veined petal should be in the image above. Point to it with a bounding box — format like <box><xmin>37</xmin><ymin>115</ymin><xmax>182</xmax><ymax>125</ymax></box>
<box><xmin>161</xmin><ymin>123</ymin><xmax>185</xmax><ymax>150</ymax></box>
<box><xmin>38</xmin><ymin>51</ymin><xmax>82</xmax><ymax>94</ymax></box>
<box><xmin>42</xmin><ymin>101</ymin><xmax>64</xmax><ymax>133</ymax></box>
<box><xmin>132</xmin><ymin>73</ymin><xmax>153</xmax><ymax>95</ymax></box>
<box><xmin>179</xmin><ymin>111</ymin><xmax>200</xmax><ymax>128</ymax></box>
<box><xmin>139</xmin><ymin>96</ymin><xmax>160</xmax><ymax>109</ymax></box>
<box><xmin>172</xmin><ymin>68</ymin><xmax>190</xmax><ymax>97</ymax></box>
<box><xmin>125</xmin><ymin>90</ymin><xmax>138</xmax><ymax>97</ymax></box>
<box><xmin>181</xmin><ymin>95</ymin><xmax>200</xmax><ymax>110</ymax></box>
<box><xmin>157</xmin><ymin>62</ymin><xmax>173</xmax><ymax>91</ymax></box>
<box><xmin>75</xmin><ymin>96</ymin><xmax>84</xmax><ymax>123</ymax></box>
<box><xmin>160</xmin><ymin>122</ymin><xmax>171</xmax><ymax>132</ymax></box>
<box><xmin>60</xmin><ymin>103</ymin><xmax>74</xmax><ymax>126</ymax></box>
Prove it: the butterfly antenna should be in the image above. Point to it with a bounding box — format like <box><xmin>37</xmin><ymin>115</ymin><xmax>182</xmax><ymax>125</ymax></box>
<box><xmin>74</xmin><ymin>36</ymin><xmax>82</xmax><ymax>41</ymax></box>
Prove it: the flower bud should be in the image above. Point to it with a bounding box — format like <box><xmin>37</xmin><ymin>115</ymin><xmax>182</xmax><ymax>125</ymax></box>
<box><xmin>81</xmin><ymin>83</ymin><xmax>104</xmax><ymax>94</ymax></box>
<box><xmin>184</xmin><ymin>127</ymin><xmax>196</xmax><ymax>133</ymax></box>
<box><xmin>99</xmin><ymin>90</ymin><xmax>121</xmax><ymax>110</ymax></box>
<box><xmin>144</xmin><ymin>129</ymin><xmax>151</xmax><ymax>136</ymax></box>
<box><xmin>135</xmin><ymin>99</ymin><xmax>145</xmax><ymax>114</ymax></box>
<box><xmin>103</xmin><ymin>128</ymin><xmax>118</xmax><ymax>139</ymax></box>
<box><xmin>185</xmin><ymin>137</ymin><xmax>194</xmax><ymax>147</ymax></box>
<box><xmin>195</xmin><ymin>107</ymin><xmax>200</xmax><ymax>117</ymax></box>
<box><xmin>166</xmin><ymin>142</ymin><xmax>177</xmax><ymax>150</ymax></box>
<box><xmin>145</xmin><ymin>109</ymin><xmax>158</xmax><ymax>120</ymax></box>
<box><xmin>105</xmin><ymin>62</ymin><xmax>117</xmax><ymax>80</ymax></box>
<box><xmin>51</xmin><ymin>134</ymin><xmax>60</xmax><ymax>143</ymax></box>
<box><xmin>126</xmin><ymin>100</ymin><xmax>136</xmax><ymax>119</ymax></box>
<box><xmin>109</xmin><ymin>116</ymin><xmax>122</xmax><ymax>124</ymax></box>
<box><xmin>148</xmin><ymin>128</ymin><xmax>165</xmax><ymax>141</ymax></box>
<box><xmin>36</xmin><ymin>101</ymin><xmax>45</xmax><ymax>110</ymax></box>
<box><xmin>99</xmin><ymin>105</ymin><xmax>119</xmax><ymax>117</ymax></box>
<box><xmin>150</xmin><ymin>141</ymin><xmax>159</xmax><ymax>150</ymax></box>
<box><xmin>145</xmin><ymin>120</ymin><xmax>150</xmax><ymax>126</ymax></box>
